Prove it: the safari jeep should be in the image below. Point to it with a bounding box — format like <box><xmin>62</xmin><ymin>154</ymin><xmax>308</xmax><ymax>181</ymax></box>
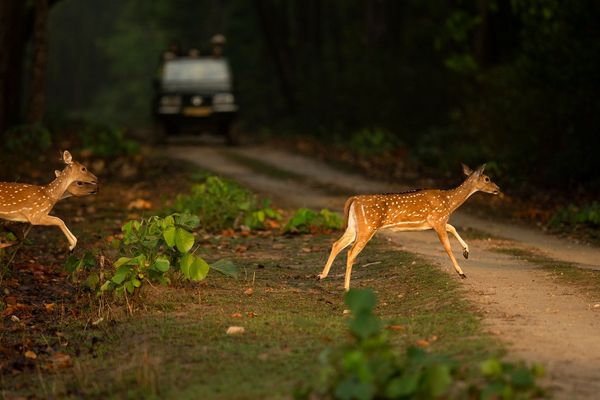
<box><xmin>153</xmin><ymin>57</ymin><xmax>239</xmax><ymax>144</ymax></box>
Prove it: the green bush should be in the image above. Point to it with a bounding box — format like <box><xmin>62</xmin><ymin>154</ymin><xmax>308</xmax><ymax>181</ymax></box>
<box><xmin>65</xmin><ymin>213</ymin><xmax>238</xmax><ymax>296</ymax></box>
<box><xmin>169</xmin><ymin>176</ymin><xmax>282</xmax><ymax>232</ymax></box>
<box><xmin>346</xmin><ymin>128</ymin><xmax>400</xmax><ymax>157</ymax></box>
<box><xmin>77</xmin><ymin>123</ymin><xmax>139</xmax><ymax>157</ymax></box>
<box><xmin>549</xmin><ymin>202</ymin><xmax>600</xmax><ymax>229</ymax></box>
<box><xmin>2</xmin><ymin>123</ymin><xmax>52</xmax><ymax>156</ymax></box>
<box><xmin>297</xmin><ymin>289</ymin><xmax>545</xmax><ymax>399</ymax></box>
<box><xmin>284</xmin><ymin>208</ymin><xmax>344</xmax><ymax>234</ymax></box>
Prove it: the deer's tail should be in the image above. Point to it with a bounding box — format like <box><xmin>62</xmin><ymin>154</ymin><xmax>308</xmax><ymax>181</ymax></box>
<box><xmin>343</xmin><ymin>196</ymin><xmax>356</xmax><ymax>228</ymax></box>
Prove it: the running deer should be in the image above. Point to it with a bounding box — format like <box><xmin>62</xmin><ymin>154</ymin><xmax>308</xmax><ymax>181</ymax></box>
<box><xmin>318</xmin><ymin>164</ymin><xmax>500</xmax><ymax>291</ymax></box>
<box><xmin>0</xmin><ymin>150</ymin><xmax>98</xmax><ymax>250</ymax></box>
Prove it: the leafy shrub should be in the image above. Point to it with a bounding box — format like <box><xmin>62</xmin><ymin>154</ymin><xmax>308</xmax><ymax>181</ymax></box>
<box><xmin>170</xmin><ymin>176</ymin><xmax>281</xmax><ymax>232</ymax></box>
<box><xmin>346</xmin><ymin>128</ymin><xmax>400</xmax><ymax>157</ymax></box>
<box><xmin>283</xmin><ymin>208</ymin><xmax>344</xmax><ymax>234</ymax></box>
<box><xmin>297</xmin><ymin>289</ymin><xmax>545</xmax><ymax>399</ymax></box>
<box><xmin>2</xmin><ymin>124</ymin><xmax>52</xmax><ymax>156</ymax></box>
<box><xmin>549</xmin><ymin>202</ymin><xmax>600</xmax><ymax>229</ymax></box>
<box><xmin>77</xmin><ymin>123</ymin><xmax>139</xmax><ymax>157</ymax></box>
<box><xmin>66</xmin><ymin>213</ymin><xmax>237</xmax><ymax>296</ymax></box>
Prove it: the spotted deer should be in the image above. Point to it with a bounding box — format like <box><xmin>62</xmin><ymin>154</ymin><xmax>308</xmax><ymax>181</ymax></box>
<box><xmin>0</xmin><ymin>150</ymin><xmax>98</xmax><ymax>250</ymax></box>
<box><xmin>319</xmin><ymin>164</ymin><xmax>500</xmax><ymax>291</ymax></box>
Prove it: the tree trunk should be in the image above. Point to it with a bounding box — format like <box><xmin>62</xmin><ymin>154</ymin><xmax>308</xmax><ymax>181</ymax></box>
<box><xmin>28</xmin><ymin>0</ymin><xmax>49</xmax><ymax>124</ymax></box>
<box><xmin>0</xmin><ymin>1</ymin><xmax>28</xmax><ymax>135</ymax></box>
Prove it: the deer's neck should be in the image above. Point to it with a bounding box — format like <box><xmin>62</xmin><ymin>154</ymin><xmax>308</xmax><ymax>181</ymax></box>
<box><xmin>446</xmin><ymin>178</ymin><xmax>477</xmax><ymax>213</ymax></box>
<box><xmin>43</xmin><ymin>173</ymin><xmax>71</xmax><ymax>202</ymax></box>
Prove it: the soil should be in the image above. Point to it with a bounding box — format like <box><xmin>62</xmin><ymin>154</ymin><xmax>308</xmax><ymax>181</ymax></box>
<box><xmin>167</xmin><ymin>143</ymin><xmax>600</xmax><ymax>399</ymax></box>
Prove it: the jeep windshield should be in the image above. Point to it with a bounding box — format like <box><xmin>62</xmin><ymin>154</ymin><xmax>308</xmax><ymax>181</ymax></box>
<box><xmin>161</xmin><ymin>58</ymin><xmax>231</xmax><ymax>92</ymax></box>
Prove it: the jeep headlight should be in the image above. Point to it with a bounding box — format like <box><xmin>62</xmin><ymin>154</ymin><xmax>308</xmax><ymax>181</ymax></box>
<box><xmin>160</xmin><ymin>95</ymin><xmax>181</xmax><ymax>106</ymax></box>
<box><xmin>213</xmin><ymin>93</ymin><xmax>234</xmax><ymax>104</ymax></box>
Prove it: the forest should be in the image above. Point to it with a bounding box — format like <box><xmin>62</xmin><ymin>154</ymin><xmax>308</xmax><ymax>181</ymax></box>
<box><xmin>1</xmin><ymin>0</ymin><xmax>599</xmax><ymax>192</ymax></box>
<box><xmin>1</xmin><ymin>1</ymin><xmax>600</xmax><ymax>398</ymax></box>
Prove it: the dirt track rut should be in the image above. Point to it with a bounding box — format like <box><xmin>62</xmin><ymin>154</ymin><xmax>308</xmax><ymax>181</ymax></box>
<box><xmin>166</xmin><ymin>144</ymin><xmax>600</xmax><ymax>399</ymax></box>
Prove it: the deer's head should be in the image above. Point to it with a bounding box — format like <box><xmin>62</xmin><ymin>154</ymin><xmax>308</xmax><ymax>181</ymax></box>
<box><xmin>58</xmin><ymin>150</ymin><xmax>98</xmax><ymax>186</ymax></box>
<box><xmin>462</xmin><ymin>163</ymin><xmax>500</xmax><ymax>195</ymax></box>
<box><xmin>55</xmin><ymin>170</ymin><xmax>99</xmax><ymax>197</ymax></box>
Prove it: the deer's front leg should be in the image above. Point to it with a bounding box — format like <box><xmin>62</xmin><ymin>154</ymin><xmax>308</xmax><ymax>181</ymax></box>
<box><xmin>434</xmin><ymin>226</ymin><xmax>466</xmax><ymax>279</ymax></box>
<box><xmin>445</xmin><ymin>224</ymin><xmax>469</xmax><ymax>259</ymax></box>
<box><xmin>32</xmin><ymin>215</ymin><xmax>77</xmax><ymax>250</ymax></box>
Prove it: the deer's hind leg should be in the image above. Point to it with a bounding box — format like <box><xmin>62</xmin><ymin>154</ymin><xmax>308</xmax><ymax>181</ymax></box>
<box><xmin>318</xmin><ymin>205</ymin><xmax>357</xmax><ymax>280</ymax></box>
<box><xmin>344</xmin><ymin>229</ymin><xmax>376</xmax><ymax>291</ymax></box>
<box><xmin>32</xmin><ymin>215</ymin><xmax>77</xmax><ymax>251</ymax></box>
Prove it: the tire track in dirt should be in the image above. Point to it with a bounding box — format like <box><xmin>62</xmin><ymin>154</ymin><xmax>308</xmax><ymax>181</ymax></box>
<box><xmin>166</xmin><ymin>144</ymin><xmax>600</xmax><ymax>399</ymax></box>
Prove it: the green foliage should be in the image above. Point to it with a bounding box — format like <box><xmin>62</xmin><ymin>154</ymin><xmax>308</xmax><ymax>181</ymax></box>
<box><xmin>298</xmin><ymin>289</ymin><xmax>545</xmax><ymax>400</ymax></box>
<box><xmin>66</xmin><ymin>213</ymin><xmax>238</xmax><ymax>296</ymax></box>
<box><xmin>170</xmin><ymin>176</ymin><xmax>281</xmax><ymax>232</ymax></box>
<box><xmin>283</xmin><ymin>208</ymin><xmax>344</xmax><ymax>234</ymax></box>
<box><xmin>77</xmin><ymin>123</ymin><xmax>140</xmax><ymax>157</ymax></box>
<box><xmin>2</xmin><ymin>124</ymin><xmax>52</xmax><ymax>156</ymax></box>
<box><xmin>346</xmin><ymin>129</ymin><xmax>400</xmax><ymax>157</ymax></box>
<box><xmin>549</xmin><ymin>202</ymin><xmax>600</xmax><ymax>229</ymax></box>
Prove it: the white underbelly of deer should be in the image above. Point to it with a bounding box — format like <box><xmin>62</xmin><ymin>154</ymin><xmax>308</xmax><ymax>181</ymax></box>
<box><xmin>318</xmin><ymin>164</ymin><xmax>501</xmax><ymax>291</ymax></box>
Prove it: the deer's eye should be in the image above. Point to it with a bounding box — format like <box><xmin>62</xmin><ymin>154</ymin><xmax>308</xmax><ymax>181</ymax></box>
<box><xmin>77</xmin><ymin>182</ymin><xmax>83</xmax><ymax>186</ymax></box>
<box><xmin>484</xmin><ymin>177</ymin><xmax>490</xmax><ymax>183</ymax></box>
<box><xmin>81</xmin><ymin>167</ymin><xmax>86</xmax><ymax>172</ymax></box>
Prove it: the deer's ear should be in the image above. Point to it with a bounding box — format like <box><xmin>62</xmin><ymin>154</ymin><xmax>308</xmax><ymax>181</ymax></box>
<box><xmin>55</xmin><ymin>170</ymin><xmax>61</xmax><ymax>177</ymax></box>
<box><xmin>476</xmin><ymin>164</ymin><xmax>487</xmax><ymax>175</ymax></box>
<box><xmin>62</xmin><ymin>150</ymin><xmax>73</xmax><ymax>165</ymax></box>
<box><xmin>461</xmin><ymin>163</ymin><xmax>473</xmax><ymax>176</ymax></box>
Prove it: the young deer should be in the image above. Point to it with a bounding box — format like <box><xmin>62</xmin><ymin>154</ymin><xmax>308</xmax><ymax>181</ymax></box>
<box><xmin>319</xmin><ymin>164</ymin><xmax>500</xmax><ymax>291</ymax></box>
<box><xmin>0</xmin><ymin>150</ymin><xmax>98</xmax><ymax>250</ymax></box>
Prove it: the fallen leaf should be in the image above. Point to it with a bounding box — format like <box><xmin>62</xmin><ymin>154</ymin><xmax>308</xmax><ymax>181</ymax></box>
<box><xmin>92</xmin><ymin>317</ymin><xmax>104</xmax><ymax>326</ymax></box>
<box><xmin>231</xmin><ymin>312</ymin><xmax>243</xmax><ymax>318</ymax></box>
<box><xmin>235</xmin><ymin>245</ymin><xmax>248</xmax><ymax>253</ymax></box>
<box><xmin>24</xmin><ymin>350</ymin><xmax>37</xmax><ymax>359</ymax></box>
<box><xmin>386</xmin><ymin>325</ymin><xmax>404</xmax><ymax>331</ymax></box>
<box><xmin>244</xmin><ymin>288</ymin><xmax>254</xmax><ymax>296</ymax></box>
<box><xmin>272</xmin><ymin>243</ymin><xmax>284</xmax><ymax>250</ymax></box>
<box><xmin>302</xmin><ymin>247</ymin><xmax>312</xmax><ymax>253</ymax></box>
<box><xmin>127</xmin><ymin>198</ymin><xmax>152</xmax><ymax>210</ymax></box>
<box><xmin>415</xmin><ymin>339</ymin><xmax>430</xmax><ymax>348</ymax></box>
<box><xmin>47</xmin><ymin>352</ymin><xmax>72</xmax><ymax>370</ymax></box>
<box><xmin>226</xmin><ymin>326</ymin><xmax>245</xmax><ymax>335</ymax></box>
<box><xmin>247</xmin><ymin>312</ymin><xmax>257</xmax><ymax>318</ymax></box>
<box><xmin>44</xmin><ymin>303</ymin><xmax>55</xmax><ymax>312</ymax></box>
<box><xmin>10</xmin><ymin>315</ymin><xmax>20</xmax><ymax>322</ymax></box>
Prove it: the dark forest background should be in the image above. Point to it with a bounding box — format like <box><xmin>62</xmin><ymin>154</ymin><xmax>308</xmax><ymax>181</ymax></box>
<box><xmin>1</xmin><ymin>0</ymin><xmax>599</xmax><ymax>193</ymax></box>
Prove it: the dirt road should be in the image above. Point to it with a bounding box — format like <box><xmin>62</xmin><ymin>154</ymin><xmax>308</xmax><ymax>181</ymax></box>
<box><xmin>166</xmin><ymin>143</ymin><xmax>600</xmax><ymax>399</ymax></box>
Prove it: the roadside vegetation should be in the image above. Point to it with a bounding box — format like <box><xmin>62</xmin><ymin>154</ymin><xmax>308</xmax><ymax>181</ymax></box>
<box><xmin>1</xmin><ymin>142</ymin><xmax>547</xmax><ymax>399</ymax></box>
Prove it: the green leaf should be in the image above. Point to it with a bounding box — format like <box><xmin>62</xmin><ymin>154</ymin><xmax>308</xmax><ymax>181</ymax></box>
<box><xmin>111</xmin><ymin>266</ymin><xmax>131</xmax><ymax>284</ymax></box>
<box><xmin>175</xmin><ymin>227</ymin><xmax>195</xmax><ymax>253</ymax></box>
<box><xmin>385</xmin><ymin>373</ymin><xmax>420</xmax><ymax>398</ymax></box>
<box><xmin>511</xmin><ymin>367</ymin><xmax>535</xmax><ymax>388</ymax></box>
<box><xmin>163</xmin><ymin>226</ymin><xmax>176</xmax><ymax>247</ymax></box>
<box><xmin>64</xmin><ymin>254</ymin><xmax>81</xmax><ymax>273</ymax></box>
<box><xmin>85</xmin><ymin>273</ymin><xmax>100</xmax><ymax>290</ymax></box>
<box><xmin>124</xmin><ymin>280</ymin><xmax>135</xmax><ymax>294</ymax></box>
<box><xmin>334</xmin><ymin>379</ymin><xmax>375</xmax><ymax>400</ymax></box>
<box><xmin>422</xmin><ymin>364</ymin><xmax>452</xmax><ymax>397</ymax></box>
<box><xmin>176</xmin><ymin>213</ymin><xmax>200</xmax><ymax>230</ymax></box>
<box><xmin>210</xmin><ymin>259</ymin><xmax>239</xmax><ymax>278</ymax></box>
<box><xmin>114</xmin><ymin>257</ymin><xmax>132</xmax><ymax>268</ymax></box>
<box><xmin>481</xmin><ymin>358</ymin><xmax>503</xmax><ymax>377</ymax></box>
<box><xmin>188</xmin><ymin>256</ymin><xmax>210</xmax><ymax>281</ymax></box>
<box><xmin>180</xmin><ymin>253</ymin><xmax>193</xmax><ymax>277</ymax></box>
<box><xmin>152</xmin><ymin>257</ymin><xmax>170</xmax><ymax>272</ymax></box>
<box><xmin>100</xmin><ymin>281</ymin><xmax>112</xmax><ymax>292</ymax></box>
<box><xmin>348</xmin><ymin>313</ymin><xmax>381</xmax><ymax>340</ymax></box>
<box><xmin>345</xmin><ymin>289</ymin><xmax>377</xmax><ymax>315</ymax></box>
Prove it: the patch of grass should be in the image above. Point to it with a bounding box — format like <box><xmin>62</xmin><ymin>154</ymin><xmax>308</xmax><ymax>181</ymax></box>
<box><xmin>221</xmin><ymin>150</ymin><xmax>350</xmax><ymax>197</ymax></box>
<box><xmin>7</xmin><ymin>235</ymin><xmax>504</xmax><ymax>399</ymax></box>
<box><xmin>492</xmin><ymin>246</ymin><xmax>600</xmax><ymax>301</ymax></box>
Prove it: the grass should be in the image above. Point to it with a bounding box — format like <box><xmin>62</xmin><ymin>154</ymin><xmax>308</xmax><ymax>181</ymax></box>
<box><xmin>6</xmin><ymin>235</ymin><xmax>503</xmax><ymax>399</ymax></box>
<box><xmin>221</xmin><ymin>150</ymin><xmax>350</xmax><ymax>197</ymax></box>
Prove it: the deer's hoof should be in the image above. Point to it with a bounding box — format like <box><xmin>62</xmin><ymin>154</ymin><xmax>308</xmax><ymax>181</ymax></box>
<box><xmin>459</xmin><ymin>273</ymin><xmax>467</xmax><ymax>279</ymax></box>
<box><xmin>463</xmin><ymin>250</ymin><xmax>469</xmax><ymax>259</ymax></box>
<box><xmin>317</xmin><ymin>273</ymin><xmax>326</xmax><ymax>281</ymax></box>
